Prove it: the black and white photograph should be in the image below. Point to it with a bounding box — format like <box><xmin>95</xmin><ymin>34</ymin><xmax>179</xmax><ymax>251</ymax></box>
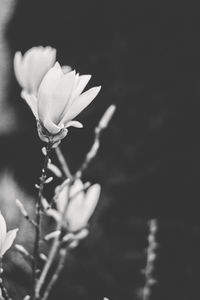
<box><xmin>0</xmin><ymin>1</ymin><xmax>200</xmax><ymax>300</ymax></box>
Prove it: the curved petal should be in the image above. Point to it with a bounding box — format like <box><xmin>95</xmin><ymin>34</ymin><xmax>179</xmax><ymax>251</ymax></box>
<box><xmin>84</xmin><ymin>184</ymin><xmax>101</xmax><ymax>219</ymax></box>
<box><xmin>69</xmin><ymin>184</ymin><xmax>100</xmax><ymax>232</ymax></box>
<box><xmin>42</xmin><ymin>118</ymin><xmax>63</xmax><ymax>135</ymax></box>
<box><xmin>38</xmin><ymin>63</ymin><xmax>74</xmax><ymax>124</ymax></box>
<box><xmin>49</xmin><ymin>70</ymin><xmax>77</xmax><ymax>123</ymax></box>
<box><xmin>29</xmin><ymin>47</ymin><xmax>56</xmax><ymax>93</ymax></box>
<box><xmin>21</xmin><ymin>90</ymin><xmax>38</xmax><ymax>118</ymax></box>
<box><xmin>65</xmin><ymin>120</ymin><xmax>83</xmax><ymax>128</ymax></box>
<box><xmin>1</xmin><ymin>228</ymin><xmax>18</xmax><ymax>256</ymax></box>
<box><xmin>61</xmin><ymin>86</ymin><xmax>101</xmax><ymax>125</ymax></box>
<box><xmin>22</xmin><ymin>48</ymin><xmax>37</xmax><ymax>92</ymax></box>
<box><xmin>13</xmin><ymin>52</ymin><xmax>25</xmax><ymax>88</ymax></box>
<box><xmin>70</xmin><ymin>75</ymin><xmax>91</xmax><ymax>104</ymax></box>
<box><xmin>56</xmin><ymin>184</ymin><xmax>69</xmax><ymax>212</ymax></box>
<box><xmin>0</xmin><ymin>213</ymin><xmax>7</xmax><ymax>252</ymax></box>
<box><xmin>62</xmin><ymin>65</ymin><xmax>72</xmax><ymax>74</ymax></box>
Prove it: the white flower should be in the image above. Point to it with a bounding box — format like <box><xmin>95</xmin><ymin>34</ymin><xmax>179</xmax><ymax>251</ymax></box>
<box><xmin>48</xmin><ymin>179</ymin><xmax>101</xmax><ymax>232</ymax></box>
<box><xmin>14</xmin><ymin>46</ymin><xmax>56</xmax><ymax>94</ymax></box>
<box><xmin>0</xmin><ymin>212</ymin><xmax>18</xmax><ymax>257</ymax></box>
<box><xmin>22</xmin><ymin>62</ymin><xmax>101</xmax><ymax>144</ymax></box>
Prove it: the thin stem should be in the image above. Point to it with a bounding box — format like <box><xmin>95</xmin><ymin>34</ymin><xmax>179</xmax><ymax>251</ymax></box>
<box><xmin>55</xmin><ymin>146</ymin><xmax>72</xmax><ymax>179</ymax></box>
<box><xmin>33</xmin><ymin>144</ymin><xmax>52</xmax><ymax>298</ymax></box>
<box><xmin>0</xmin><ymin>261</ymin><xmax>12</xmax><ymax>300</ymax></box>
<box><xmin>34</xmin><ymin>234</ymin><xmax>60</xmax><ymax>299</ymax></box>
<box><xmin>142</xmin><ymin>219</ymin><xmax>158</xmax><ymax>300</ymax></box>
<box><xmin>41</xmin><ymin>248</ymin><xmax>68</xmax><ymax>300</ymax></box>
<box><xmin>35</xmin><ymin>179</ymin><xmax>72</xmax><ymax>299</ymax></box>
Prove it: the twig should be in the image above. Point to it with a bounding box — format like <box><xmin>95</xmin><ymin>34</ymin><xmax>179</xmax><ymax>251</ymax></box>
<box><xmin>75</xmin><ymin>105</ymin><xmax>116</xmax><ymax>178</ymax></box>
<box><xmin>33</xmin><ymin>143</ymin><xmax>52</xmax><ymax>298</ymax></box>
<box><xmin>41</xmin><ymin>248</ymin><xmax>68</xmax><ymax>300</ymax></box>
<box><xmin>55</xmin><ymin>146</ymin><xmax>73</xmax><ymax>179</ymax></box>
<box><xmin>36</xmin><ymin>105</ymin><xmax>116</xmax><ymax>299</ymax></box>
<box><xmin>35</xmin><ymin>179</ymin><xmax>72</xmax><ymax>299</ymax></box>
<box><xmin>0</xmin><ymin>262</ymin><xmax>12</xmax><ymax>300</ymax></box>
<box><xmin>16</xmin><ymin>199</ymin><xmax>37</xmax><ymax>228</ymax></box>
<box><xmin>142</xmin><ymin>219</ymin><xmax>158</xmax><ymax>300</ymax></box>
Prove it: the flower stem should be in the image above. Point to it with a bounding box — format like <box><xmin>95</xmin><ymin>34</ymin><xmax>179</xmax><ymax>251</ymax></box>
<box><xmin>34</xmin><ymin>233</ymin><xmax>60</xmax><ymax>299</ymax></box>
<box><xmin>33</xmin><ymin>143</ymin><xmax>52</xmax><ymax>298</ymax></box>
<box><xmin>142</xmin><ymin>219</ymin><xmax>158</xmax><ymax>300</ymax></box>
<box><xmin>35</xmin><ymin>178</ymin><xmax>72</xmax><ymax>299</ymax></box>
<box><xmin>55</xmin><ymin>146</ymin><xmax>72</xmax><ymax>179</ymax></box>
<box><xmin>0</xmin><ymin>261</ymin><xmax>12</xmax><ymax>300</ymax></box>
<box><xmin>40</xmin><ymin>248</ymin><xmax>68</xmax><ymax>300</ymax></box>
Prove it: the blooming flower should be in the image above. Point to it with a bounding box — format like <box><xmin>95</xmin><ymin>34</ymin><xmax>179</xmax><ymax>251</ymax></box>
<box><xmin>22</xmin><ymin>62</ymin><xmax>101</xmax><ymax>145</ymax></box>
<box><xmin>14</xmin><ymin>46</ymin><xmax>56</xmax><ymax>94</ymax></box>
<box><xmin>0</xmin><ymin>212</ymin><xmax>18</xmax><ymax>258</ymax></box>
<box><xmin>48</xmin><ymin>179</ymin><xmax>101</xmax><ymax>232</ymax></box>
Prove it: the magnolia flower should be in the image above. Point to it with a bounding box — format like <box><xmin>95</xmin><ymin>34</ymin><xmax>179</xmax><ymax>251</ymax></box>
<box><xmin>22</xmin><ymin>62</ymin><xmax>101</xmax><ymax>144</ymax></box>
<box><xmin>14</xmin><ymin>46</ymin><xmax>56</xmax><ymax>94</ymax></box>
<box><xmin>48</xmin><ymin>179</ymin><xmax>101</xmax><ymax>232</ymax></box>
<box><xmin>0</xmin><ymin>213</ymin><xmax>18</xmax><ymax>258</ymax></box>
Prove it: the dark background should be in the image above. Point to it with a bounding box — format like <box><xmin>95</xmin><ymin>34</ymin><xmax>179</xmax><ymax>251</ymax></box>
<box><xmin>1</xmin><ymin>0</ymin><xmax>200</xmax><ymax>299</ymax></box>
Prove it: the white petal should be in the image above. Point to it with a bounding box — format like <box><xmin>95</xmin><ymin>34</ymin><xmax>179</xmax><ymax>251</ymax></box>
<box><xmin>13</xmin><ymin>51</ymin><xmax>25</xmax><ymax>88</ymax></box>
<box><xmin>48</xmin><ymin>70</ymin><xmax>76</xmax><ymax>123</ymax></box>
<box><xmin>65</xmin><ymin>120</ymin><xmax>83</xmax><ymax>128</ymax></box>
<box><xmin>1</xmin><ymin>228</ymin><xmax>18</xmax><ymax>256</ymax></box>
<box><xmin>21</xmin><ymin>90</ymin><xmax>38</xmax><ymax>118</ymax></box>
<box><xmin>84</xmin><ymin>184</ymin><xmax>101</xmax><ymax>219</ymax></box>
<box><xmin>38</xmin><ymin>62</ymin><xmax>63</xmax><ymax>123</ymax></box>
<box><xmin>68</xmin><ymin>184</ymin><xmax>100</xmax><ymax>232</ymax></box>
<box><xmin>56</xmin><ymin>184</ymin><xmax>69</xmax><ymax>212</ymax></box>
<box><xmin>0</xmin><ymin>213</ymin><xmax>7</xmax><ymax>252</ymax></box>
<box><xmin>61</xmin><ymin>86</ymin><xmax>101</xmax><ymax>125</ymax></box>
<box><xmin>28</xmin><ymin>47</ymin><xmax>56</xmax><ymax>93</ymax></box>
<box><xmin>38</xmin><ymin>64</ymin><xmax>76</xmax><ymax>124</ymax></box>
<box><xmin>62</xmin><ymin>65</ymin><xmax>72</xmax><ymax>74</ymax></box>
<box><xmin>70</xmin><ymin>75</ymin><xmax>91</xmax><ymax>102</ymax></box>
<box><xmin>22</xmin><ymin>48</ymin><xmax>37</xmax><ymax>91</ymax></box>
<box><xmin>42</xmin><ymin>118</ymin><xmax>63</xmax><ymax>135</ymax></box>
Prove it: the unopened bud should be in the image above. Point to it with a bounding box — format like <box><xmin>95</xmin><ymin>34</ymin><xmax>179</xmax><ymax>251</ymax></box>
<box><xmin>44</xmin><ymin>230</ymin><xmax>61</xmax><ymax>241</ymax></box>
<box><xmin>86</xmin><ymin>140</ymin><xmax>99</xmax><ymax>161</ymax></box>
<box><xmin>41</xmin><ymin>198</ymin><xmax>51</xmax><ymax>211</ymax></box>
<box><xmin>42</xmin><ymin>147</ymin><xmax>47</xmax><ymax>156</ymax></box>
<box><xmin>39</xmin><ymin>253</ymin><xmax>47</xmax><ymax>261</ymax></box>
<box><xmin>16</xmin><ymin>199</ymin><xmax>28</xmax><ymax>217</ymax></box>
<box><xmin>23</xmin><ymin>296</ymin><xmax>31</xmax><ymax>300</ymax></box>
<box><xmin>45</xmin><ymin>177</ymin><xmax>53</xmax><ymax>184</ymax></box>
<box><xmin>48</xmin><ymin>163</ymin><xmax>62</xmax><ymax>178</ymax></box>
<box><xmin>98</xmin><ymin>105</ymin><xmax>116</xmax><ymax>129</ymax></box>
<box><xmin>15</xmin><ymin>244</ymin><xmax>29</xmax><ymax>256</ymax></box>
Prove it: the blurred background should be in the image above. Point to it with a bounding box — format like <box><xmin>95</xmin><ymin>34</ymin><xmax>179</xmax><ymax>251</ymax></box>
<box><xmin>1</xmin><ymin>0</ymin><xmax>200</xmax><ymax>299</ymax></box>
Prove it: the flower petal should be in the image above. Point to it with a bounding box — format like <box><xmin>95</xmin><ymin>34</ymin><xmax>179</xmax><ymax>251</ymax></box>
<box><xmin>28</xmin><ymin>47</ymin><xmax>56</xmax><ymax>93</ymax></box>
<box><xmin>38</xmin><ymin>63</ymin><xmax>76</xmax><ymax>124</ymax></box>
<box><xmin>71</xmin><ymin>75</ymin><xmax>91</xmax><ymax>100</ymax></box>
<box><xmin>65</xmin><ymin>120</ymin><xmax>83</xmax><ymax>128</ymax></box>
<box><xmin>62</xmin><ymin>65</ymin><xmax>72</xmax><ymax>74</ymax></box>
<box><xmin>68</xmin><ymin>183</ymin><xmax>100</xmax><ymax>232</ymax></box>
<box><xmin>0</xmin><ymin>213</ymin><xmax>7</xmax><ymax>252</ymax></box>
<box><xmin>61</xmin><ymin>86</ymin><xmax>101</xmax><ymax>125</ymax></box>
<box><xmin>21</xmin><ymin>90</ymin><xmax>38</xmax><ymax>118</ymax></box>
<box><xmin>38</xmin><ymin>62</ymin><xmax>63</xmax><ymax>122</ymax></box>
<box><xmin>56</xmin><ymin>184</ymin><xmax>69</xmax><ymax>212</ymax></box>
<box><xmin>84</xmin><ymin>184</ymin><xmax>101</xmax><ymax>219</ymax></box>
<box><xmin>1</xmin><ymin>228</ymin><xmax>18</xmax><ymax>256</ymax></box>
<box><xmin>13</xmin><ymin>51</ymin><xmax>25</xmax><ymax>88</ymax></box>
